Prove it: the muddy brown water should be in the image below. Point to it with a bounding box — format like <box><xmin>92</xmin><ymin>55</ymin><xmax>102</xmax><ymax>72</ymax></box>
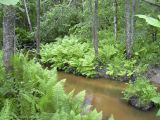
<box><xmin>58</xmin><ymin>72</ymin><xmax>159</xmax><ymax>120</ymax></box>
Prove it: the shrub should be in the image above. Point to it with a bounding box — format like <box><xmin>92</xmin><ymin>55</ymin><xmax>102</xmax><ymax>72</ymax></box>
<box><xmin>16</xmin><ymin>27</ymin><xmax>34</xmax><ymax>45</ymax></box>
<box><xmin>98</xmin><ymin>31</ymin><xmax>137</xmax><ymax>78</ymax></box>
<box><xmin>123</xmin><ymin>78</ymin><xmax>158</xmax><ymax>106</ymax></box>
<box><xmin>133</xmin><ymin>38</ymin><xmax>160</xmax><ymax>65</ymax></box>
<box><xmin>41</xmin><ymin>5</ymin><xmax>82</xmax><ymax>42</ymax></box>
<box><xmin>41</xmin><ymin>36</ymin><xmax>97</xmax><ymax>77</ymax></box>
<box><xmin>40</xmin><ymin>30</ymin><xmax>160</xmax><ymax>79</ymax></box>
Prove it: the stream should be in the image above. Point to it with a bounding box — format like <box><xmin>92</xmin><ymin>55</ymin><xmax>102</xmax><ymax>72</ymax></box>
<box><xmin>58</xmin><ymin>72</ymin><xmax>159</xmax><ymax>120</ymax></box>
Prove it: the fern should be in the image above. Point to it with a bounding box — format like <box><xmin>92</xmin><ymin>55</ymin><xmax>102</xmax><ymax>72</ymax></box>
<box><xmin>71</xmin><ymin>90</ymin><xmax>86</xmax><ymax>113</ymax></box>
<box><xmin>0</xmin><ymin>100</ymin><xmax>12</xmax><ymax>120</ymax></box>
<box><xmin>40</xmin><ymin>36</ymin><xmax>97</xmax><ymax>77</ymax></box>
<box><xmin>0</xmin><ymin>53</ymin><xmax>102</xmax><ymax>120</ymax></box>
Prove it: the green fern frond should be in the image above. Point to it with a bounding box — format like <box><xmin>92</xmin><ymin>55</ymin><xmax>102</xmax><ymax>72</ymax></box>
<box><xmin>0</xmin><ymin>100</ymin><xmax>12</xmax><ymax>120</ymax></box>
<box><xmin>52</xmin><ymin>80</ymin><xmax>67</xmax><ymax>110</ymax></box>
<box><xmin>72</xmin><ymin>91</ymin><xmax>86</xmax><ymax>110</ymax></box>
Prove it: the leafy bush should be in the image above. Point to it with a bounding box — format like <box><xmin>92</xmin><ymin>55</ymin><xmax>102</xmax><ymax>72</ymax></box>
<box><xmin>0</xmin><ymin>54</ymin><xmax>102</xmax><ymax>120</ymax></box>
<box><xmin>41</xmin><ymin>5</ymin><xmax>82</xmax><ymax>42</ymax></box>
<box><xmin>98</xmin><ymin>31</ymin><xmax>137</xmax><ymax>78</ymax></box>
<box><xmin>41</xmin><ymin>36</ymin><xmax>97</xmax><ymax>77</ymax></box>
<box><xmin>41</xmin><ymin>33</ymin><xmax>137</xmax><ymax>78</ymax></box>
<box><xmin>16</xmin><ymin>27</ymin><xmax>34</xmax><ymax>45</ymax></box>
<box><xmin>40</xmin><ymin>30</ymin><xmax>160</xmax><ymax>79</ymax></box>
<box><xmin>123</xmin><ymin>78</ymin><xmax>158</xmax><ymax>106</ymax></box>
<box><xmin>133</xmin><ymin>38</ymin><xmax>160</xmax><ymax>66</ymax></box>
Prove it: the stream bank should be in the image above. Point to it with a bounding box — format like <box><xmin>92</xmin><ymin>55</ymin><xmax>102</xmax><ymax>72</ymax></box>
<box><xmin>58</xmin><ymin>72</ymin><xmax>159</xmax><ymax>120</ymax></box>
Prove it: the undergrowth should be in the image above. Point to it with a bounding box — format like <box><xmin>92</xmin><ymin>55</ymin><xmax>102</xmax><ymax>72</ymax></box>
<box><xmin>123</xmin><ymin>78</ymin><xmax>158</xmax><ymax>106</ymax></box>
<box><xmin>40</xmin><ymin>31</ymin><xmax>160</xmax><ymax>79</ymax></box>
<box><xmin>0</xmin><ymin>53</ymin><xmax>102</xmax><ymax>120</ymax></box>
<box><xmin>41</xmin><ymin>35</ymin><xmax>97</xmax><ymax>78</ymax></box>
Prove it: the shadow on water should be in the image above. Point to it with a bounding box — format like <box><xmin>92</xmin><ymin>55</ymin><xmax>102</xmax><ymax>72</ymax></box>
<box><xmin>58</xmin><ymin>72</ymin><xmax>159</xmax><ymax>120</ymax></box>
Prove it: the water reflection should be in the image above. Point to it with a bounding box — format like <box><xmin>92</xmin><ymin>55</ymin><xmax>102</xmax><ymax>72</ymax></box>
<box><xmin>58</xmin><ymin>72</ymin><xmax>159</xmax><ymax>120</ymax></box>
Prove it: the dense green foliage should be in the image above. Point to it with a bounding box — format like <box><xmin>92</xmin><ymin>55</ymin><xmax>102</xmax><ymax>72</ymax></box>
<box><xmin>123</xmin><ymin>78</ymin><xmax>159</xmax><ymax>106</ymax></box>
<box><xmin>1</xmin><ymin>0</ymin><xmax>160</xmax><ymax>119</ymax></box>
<box><xmin>41</xmin><ymin>36</ymin><xmax>97</xmax><ymax>77</ymax></box>
<box><xmin>0</xmin><ymin>52</ymin><xmax>102</xmax><ymax>120</ymax></box>
<box><xmin>40</xmin><ymin>31</ymin><xmax>160</xmax><ymax>79</ymax></box>
<box><xmin>16</xmin><ymin>27</ymin><xmax>34</xmax><ymax>45</ymax></box>
<box><xmin>41</xmin><ymin>4</ymin><xmax>82</xmax><ymax>42</ymax></box>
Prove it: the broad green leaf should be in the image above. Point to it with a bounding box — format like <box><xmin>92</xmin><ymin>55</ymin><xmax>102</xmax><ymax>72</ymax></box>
<box><xmin>156</xmin><ymin>109</ymin><xmax>160</xmax><ymax>117</ymax></box>
<box><xmin>108</xmin><ymin>114</ymin><xmax>115</xmax><ymax>120</ymax></box>
<box><xmin>158</xmin><ymin>15</ymin><xmax>160</xmax><ymax>20</ymax></box>
<box><xmin>151</xmin><ymin>96</ymin><xmax>160</xmax><ymax>104</ymax></box>
<box><xmin>0</xmin><ymin>0</ymin><xmax>19</xmax><ymax>5</ymax></box>
<box><xmin>136</xmin><ymin>15</ymin><xmax>160</xmax><ymax>28</ymax></box>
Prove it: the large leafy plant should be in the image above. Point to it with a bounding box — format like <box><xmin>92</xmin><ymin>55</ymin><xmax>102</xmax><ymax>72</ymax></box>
<box><xmin>136</xmin><ymin>15</ymin><xmax>160</xmax><ymax>28</ymax></box>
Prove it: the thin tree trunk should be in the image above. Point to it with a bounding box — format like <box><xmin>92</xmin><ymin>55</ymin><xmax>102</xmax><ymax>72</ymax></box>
<box><xmin>125</xmin><ymin>0</ymin><xmax>131</xmax><ymax>59</ymax></box>
<box><xmin>3</xmin><ymin>6</ymin><xmax>16</xmax><ymax>74</ymax></box>
<box><xmin>93</xmin><ymin>0</ymin><xmax>99</xmax><ymax>58</ymax></box>
<box><xmin>68</xmin><ymin>0</ymin><xmax>74</xmax><ymax>6</ymax></box>
<box><xmin>89</xmin><ymin>0</ymin><xmax>94</xmax><ymax>39</ymax></box>
<box><xmin>36</xmin><ymin>0</ymin><xmax>40</xmax><ymax>55</ymax></box>
<box><xmin>131</xmin><ymin>0</ymin><xmax>136</xmax><ymax>45</ymax></box>
<box><xmin>23</xmin><ymin>0</ymin><xmax>32</xmax><ymax>32</ymax></box>
<box><xmin>113</xmin><ymin>0</ymin><xmax>118</xmax><ymax>42</ymax></box>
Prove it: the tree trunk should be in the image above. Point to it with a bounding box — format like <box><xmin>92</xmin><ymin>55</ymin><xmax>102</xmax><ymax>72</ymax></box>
<box><xmin>113</xmin><ymin>0</ymin><xmax>118</xmax><ymax>42</ymax></box>
<box><xmin>89</xmin><ymin>0</ymin><xmax>94</xmax><ymax>38</ymax></box>
<box><xmin>131</xmin><ymin>0</ymin><xmax>136</xmax><ymax>45</ymax></box>
<box><xmin>93</xmin><ymin>0</ymin><xmax>99</xmax><ymax>58</ymax></box>
<box><xmin>23</xmin><ymin>0</ymin><xmax>32</xmax><ymax>32</ymax></box>
<box><xmin>36</xmin><ymin>0</ymin><xmax>40</xmax><ymax>55</ymax></box>
<box><xmin>125</xmin><ymin>0</ymin><xmax>131</xmax><ymax>59</ymax></box>
<box><xmin>3</xmin><ymin>6</ymin><xmax>16</xmax><ymax>74</ymax></box>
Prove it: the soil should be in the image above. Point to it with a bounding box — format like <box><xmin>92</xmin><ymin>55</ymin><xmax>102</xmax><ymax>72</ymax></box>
<box><xmin>128</xmin><ymin>96</ymin><xmax>155</xmax><ymax>111</ymax></box>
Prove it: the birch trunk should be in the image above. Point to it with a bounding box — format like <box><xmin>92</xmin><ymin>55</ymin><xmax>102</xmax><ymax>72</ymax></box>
<box><xmin>23</xmin><ymin>0</ymin><xmax>32</xmax><ymax>32</ymax></box>
<box><xmin>113</xmin><ymin>0</ymin><xmax>118</xmax><ymax>42</ymax></box>
<box><xmin>125</xmin><ymin>0</ymin><xmax>131</xmax><ymax>59</ymax></box>
<box><xmin>36</xmin><ymin>0</ymin><xmax>40</xmax><ymax>55</ymax></box>
<box><xmin>93</xmin><ymin>0</ymin><xmax>99</xmax><ymax>58</ymax></box>
<box><xmin>131</xmin><ymin>0</ymin><xmax>136</xmax><ymax>45</ymax></box>
<box><xmin>89</xmin><ymin>0</ymin><xmax>94</xmax><ymax>39</ymax></box>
